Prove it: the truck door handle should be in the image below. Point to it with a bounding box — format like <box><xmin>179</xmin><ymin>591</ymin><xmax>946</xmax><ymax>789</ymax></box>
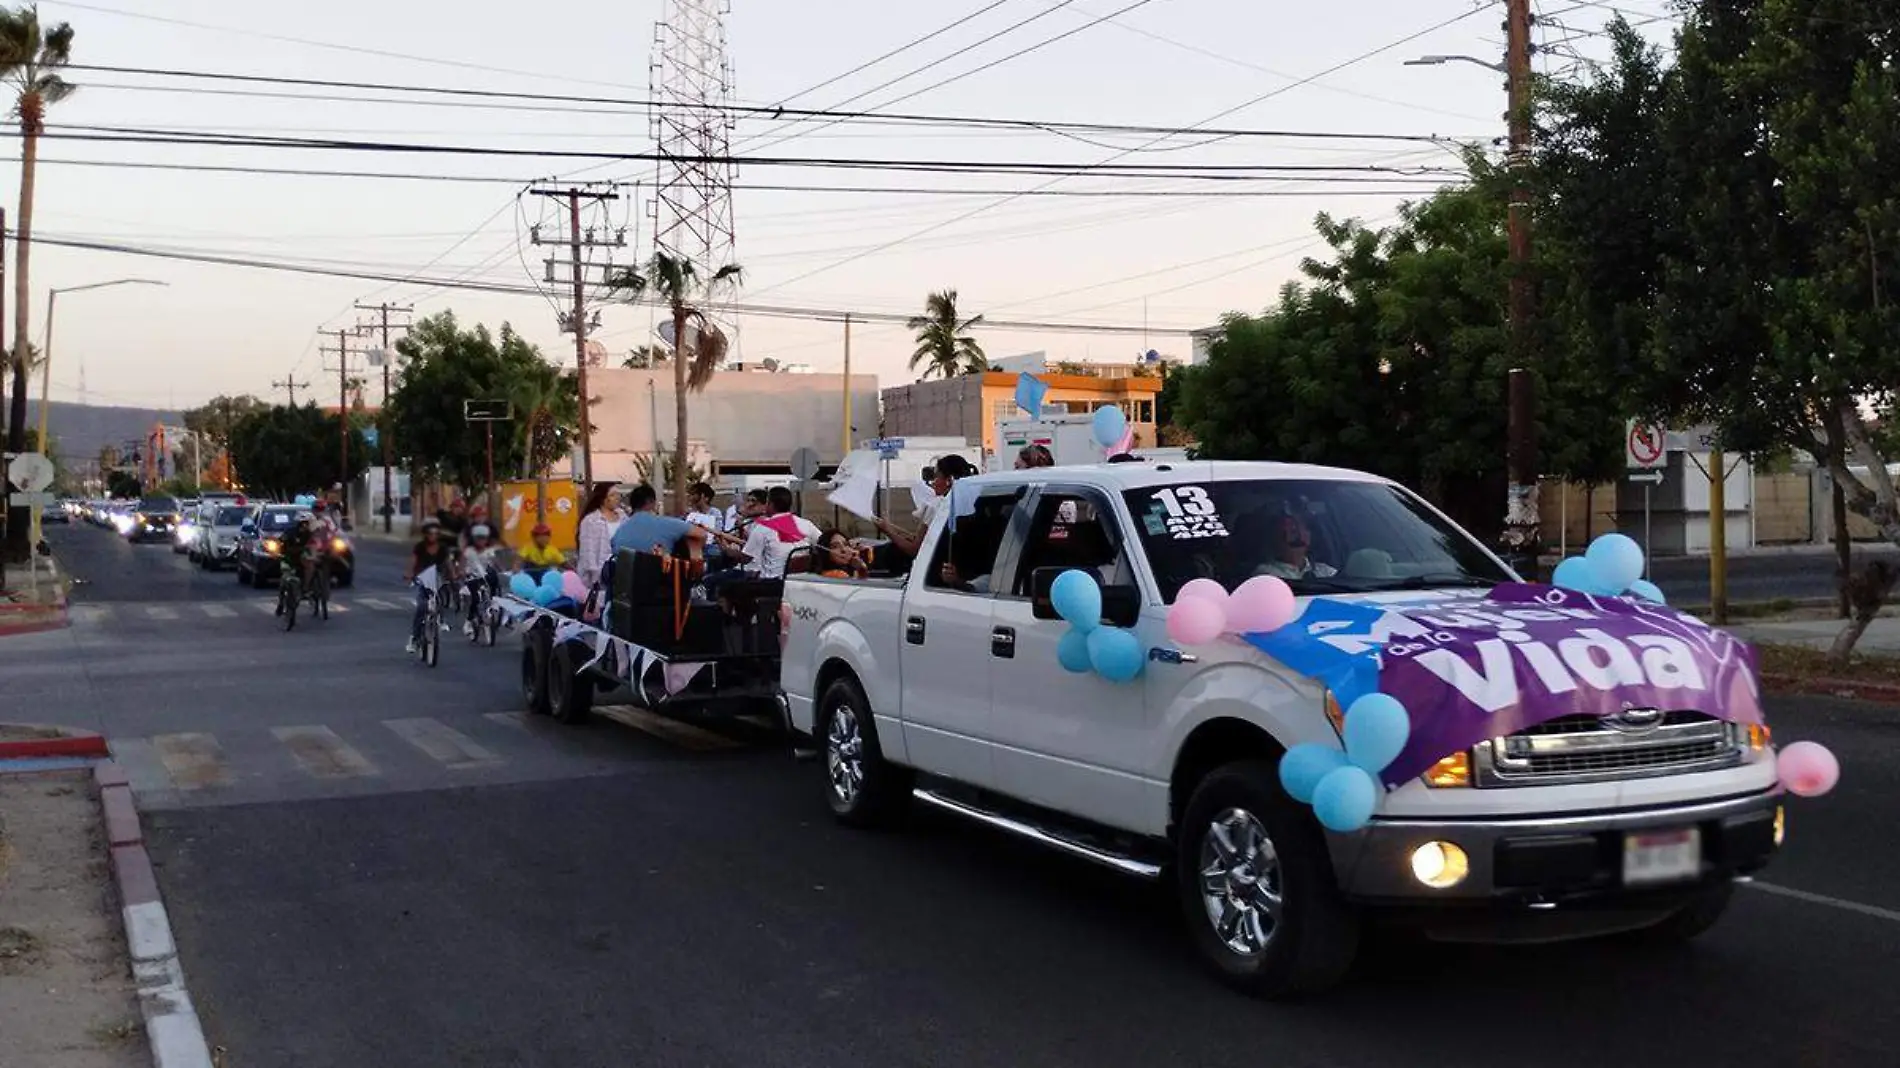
<box><xmin>905</xmin><ymin>616</ymin><xmax>927</xmax><ymax>644</ymax></box>
<box><xmin>991</xmin><ymin>626</ymin><xmax>1016</xmax><ymax>658</ymax></box>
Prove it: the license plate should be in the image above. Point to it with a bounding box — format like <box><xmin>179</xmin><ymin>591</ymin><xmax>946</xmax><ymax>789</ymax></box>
<box><xmin>1622</xmin><ymin>827</ymin><xmax>1701</xmax><ymax>886</ymax></box>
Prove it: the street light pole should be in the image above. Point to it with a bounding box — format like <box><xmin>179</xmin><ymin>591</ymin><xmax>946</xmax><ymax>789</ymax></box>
<box><xmin>31</xmin><ymin>278</ymin><xmax>167</xmax><ymax>543</ymax></box>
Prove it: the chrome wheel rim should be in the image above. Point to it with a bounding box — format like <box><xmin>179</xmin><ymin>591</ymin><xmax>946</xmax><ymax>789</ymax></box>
<box><xmin>825</xmin><ymin>703</ymin><xmax>864</xmax><ymax>806</ymax></box>
<box><xmin>1198</xmin><ymin>807</ymin><xmax>1284</xmax><ymax>957</ymax></box>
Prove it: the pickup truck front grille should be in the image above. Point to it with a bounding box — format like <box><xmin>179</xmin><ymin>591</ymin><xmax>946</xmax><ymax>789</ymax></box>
<box><xmin>1474</xmin><ymin>710</ymin><xmax>1742</xmax><ymax>787</ymax></box>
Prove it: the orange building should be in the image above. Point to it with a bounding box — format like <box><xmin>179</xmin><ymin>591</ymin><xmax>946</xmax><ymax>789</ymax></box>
<box><xmin>880</xmin><ymin>370</ymin><xmax>1162</xmax><ymax>457</ymax></box>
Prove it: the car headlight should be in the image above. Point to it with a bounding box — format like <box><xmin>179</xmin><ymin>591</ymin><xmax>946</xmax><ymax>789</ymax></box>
<box><xmin>263</xmin><ymin>538</ymin><xmax>281</xmax><ymax>554</ymax></box>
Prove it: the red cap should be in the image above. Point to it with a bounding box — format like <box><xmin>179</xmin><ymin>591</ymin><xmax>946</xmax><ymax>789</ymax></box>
<box><xmin>532</xmin><ymin>523</ymin><xmax>552</xmax><ymax>535</ymax></box>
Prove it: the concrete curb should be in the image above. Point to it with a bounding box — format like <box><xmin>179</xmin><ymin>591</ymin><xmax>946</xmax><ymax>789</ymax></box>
<box><xmin>1762</xmin><ymin>672</ymin><xmax>1900</xmax><ymax>706</ymax></box>
<box><xmin>0</xmin><ymin>725</ymin><xmax>108</xmax><ymax>760</ymax></box>
<box><xmin>95</xmin><ymin>762</ymin><xmax>215</xmax><ymax>1068</ymax></box>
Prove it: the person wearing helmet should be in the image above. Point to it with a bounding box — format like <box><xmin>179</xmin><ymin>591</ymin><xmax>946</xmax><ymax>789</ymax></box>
<box><xmin>275</xmin><ymin>511</ymin><xmax>320</xmax><ymax>616</ymax></box>
<box><xmin>403</xmin><ymin>518</ymin><xmax>458</xmax><ymax>654</ymax></box>
<box><xmin>459</xmin><ymin>523</ymin><xmax>503</xmax><ymax>636</ymax></box>
<box><xmin>517</xmin><ymin>521</ymin><xmax>565</xmax><ymax>571</ymax></box>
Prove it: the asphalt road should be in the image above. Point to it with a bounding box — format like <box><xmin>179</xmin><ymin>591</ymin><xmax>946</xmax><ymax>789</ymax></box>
<box><xmin>1645</xmin><ymin>544</ymin><xmax>1899</xmax><ymax>606</ymax></box>
<box><xmin>8</xmin><ymin>523</ymin><xmax>1899</xmax><ymax>1067</ymax></box>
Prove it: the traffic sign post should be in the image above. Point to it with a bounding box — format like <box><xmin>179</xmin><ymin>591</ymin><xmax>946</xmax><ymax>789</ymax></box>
<box><xmin>1624</xmin><ymin>423</ymin><xmax>1668</xmax><ymax>577</ymax></box>
<box><xmin>463</xmin><ymin>400</ymin><xmax>513</xmax><ymax>522</ymax></box>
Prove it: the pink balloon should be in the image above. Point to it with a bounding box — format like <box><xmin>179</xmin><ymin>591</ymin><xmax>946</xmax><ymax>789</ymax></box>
<box><xmin>560</xmin><ymin>570</ymin><xmax>588</xmax><ymax>601</ymax></box>
<box><xmin>1167</xmin><ymin>596</ymin><xmax>1227</xmax><ymax>645</ymax></box>
<box><xmin>1225</xmin><ymin>575</ymin><xmax>1297</xmax><ymax>634</ymax></box>
<box><xmin>1177</xmin><ymin>578</ymin><xmax>1231</xmax><ymax>608</ymax></box>
<box><xmin>1777</xmin><ymin>741</ymin><xmax>1840</xmax><ymax>798</ymax></box>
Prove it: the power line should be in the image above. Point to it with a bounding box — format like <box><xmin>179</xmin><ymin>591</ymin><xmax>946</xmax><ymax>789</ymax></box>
<box><xmin>749</xmin><ymin>1</ymin><xmax>1499</xmax><ymax>297</ymax></box>
<box><xmin>8</xmin><ymin>229</ymin><xmax>1193</xmax><ymax>336</ymax></box>
<box><xmin>61</xmin><ymin>63</ymin><xmax>1479</xmax><ymax>144</ymax></box>
<box><xmin>760</xmin><ymin>0</ymin><xmax>1025</xmax><ymax>109</ymax></box>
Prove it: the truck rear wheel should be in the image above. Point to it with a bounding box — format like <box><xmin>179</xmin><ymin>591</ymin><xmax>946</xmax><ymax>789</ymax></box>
<box><xmin>817</xmin><ymin>677</ymin><xmax>910</xmax><ymax>828</ymax></box>
<box><xmin>550</xmin><ymin>642</ymin><xmax>595</xmax><ymax>725</ymax></box>
<box><xmin>521</xmin><ymin>628</ymin><xmax>553</xmax><ymax>717</ymax></box>
<box><xmin>1175</xmin><ymin>761</ymin><xmax>1360</xmax><ymax>998</ymax></box>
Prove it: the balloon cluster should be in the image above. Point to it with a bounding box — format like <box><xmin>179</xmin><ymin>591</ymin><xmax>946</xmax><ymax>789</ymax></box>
<box><xmin>508</xmin><ymin>569</ymin><xmax>583</xmax><ymax>607</ymax></box>
<box><xmin>1552</xmin><ymin>533</ymin><xmax>1666</xmax><ymax>603</ymax></box>
<box><xmin>1090</xmin><ymin>405</ymin><xmax>1134</xmax><ymax>456</ymax></box>
<box><xmin>1049</xmin><ymin>570</ymin><xmax>1146</xmax><ymax>683</ymax></box>
<box><xmin>293</xmin><ymin>494</ymin><xmax>318</xmax><ymax>508</ymax></box>
<box><xmin>1164</xmin><ymin>576</ymin><xmax>1297</xmax><ymax>644</ymax></box>
<box><xmin>1278</xmin><ymin>694</ymin><xmax>1412</xmax><ymax>832</ymax></box>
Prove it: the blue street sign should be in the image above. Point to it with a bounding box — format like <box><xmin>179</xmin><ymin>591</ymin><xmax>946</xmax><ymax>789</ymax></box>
<box><xmin>870</xmin><ymin>437</ymin><xmax>905</xmax><ymax>460</ymax></box>
<box><xmin>362</xmin><ymin>428</ymin><xmax>379</xmax><ymax>450</ymax></box>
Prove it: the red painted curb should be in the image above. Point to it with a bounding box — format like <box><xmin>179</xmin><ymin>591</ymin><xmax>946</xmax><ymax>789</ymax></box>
<box><xmin>101</xmin><ymin>785</ymin><xmax>143</xmax><ymax>847</ymax></box>
<box><xmin>0</xmin><ymin>731</ymin><xmax>109</xmax><ymax>759</ymax></box>
<box><xmin>111</xmin><ymin>842</ymin><xmax>161</xmax><ymax>909</ymax></box>
<box><xmin>0</xmin><ymin>616</ymin><xmax>67</xmax><ymax>638</ymax></box>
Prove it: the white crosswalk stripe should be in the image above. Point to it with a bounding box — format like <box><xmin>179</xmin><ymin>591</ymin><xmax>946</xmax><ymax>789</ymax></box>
<box><xmin>384</xmin><ymin>717</ymin><xmax>500</xmax><ymax>769</ymax></box>
<box><xmin>595</xmin><ymin>705</ymin><xmax>740</xmax><ymax>751</ymax></box>
<box><xmin>357</xmin><ymin>597</ymin><xmax>402</xmax><ymax>611</ymax></box>
<box><xmin>272</xmin><ymin>725</ymin><xmax>380</xmax><ymax>780</ymax></box>
<box><xmin>200</xmin><ymin>604</ymin><xmax>237</xmax><ymax>618</ymax></box>
<box><xmin>145</xmin><ymin>606</ymin><xmax>179</xmax><ymax>620</ymax></box>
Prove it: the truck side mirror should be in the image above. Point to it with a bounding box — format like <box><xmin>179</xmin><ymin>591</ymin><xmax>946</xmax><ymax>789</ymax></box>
<box><xmin>1030</xmin><ymin>566</ymin><xmax>1141</xmax><ymax>628</ymax></box>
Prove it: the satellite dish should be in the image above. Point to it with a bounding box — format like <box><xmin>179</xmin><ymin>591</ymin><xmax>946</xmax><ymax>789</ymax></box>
<box><xmin>583</xmin><ymin>340</ymin><xmax>608</xmax><ymax>367</ymax></box>
<box><xmin>1144</xmin><ymin>349</ymin><xmax>1161</xmax><ymax>363</ymax></box>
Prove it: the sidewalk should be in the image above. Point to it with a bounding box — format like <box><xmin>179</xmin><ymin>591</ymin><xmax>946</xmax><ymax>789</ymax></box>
<box><xmin>1729</xmin><ymin>615</ymin><xmax>1900</xmax><ymax>654</ymax></box>
<box><xmin>1</xmin><ymin>553</ymin><xmax>70</xmax><ymax>636</ymax></box>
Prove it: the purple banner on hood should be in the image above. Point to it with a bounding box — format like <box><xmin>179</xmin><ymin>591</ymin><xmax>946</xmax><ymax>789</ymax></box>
<box><xmin>1252</xmin><ymin>583</ymin><xmax>1763</xmax><ymax>786</ymax></box>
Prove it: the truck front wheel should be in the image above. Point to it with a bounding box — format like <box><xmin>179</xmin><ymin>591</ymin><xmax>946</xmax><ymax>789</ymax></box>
<box><xmin>1175</xmin><ymin>761</ymin><xmax>1360</xmax><ymax>998</ymax></box>
<box><xmin>817</xmin><ymin>677</ymin><xmax>911</xmax><ymax>828</ymax></box>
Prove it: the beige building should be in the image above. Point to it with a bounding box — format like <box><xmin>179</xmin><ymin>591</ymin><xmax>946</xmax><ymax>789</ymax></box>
<box><xmin>881</xmin><ymin>370</ymin><xmax>1163</xmax><ymax>456</ymax></box>
<box><xmin>585</xmin><ymin>367</ymin><xmax>880</xmax><ymax>479</ymax></box>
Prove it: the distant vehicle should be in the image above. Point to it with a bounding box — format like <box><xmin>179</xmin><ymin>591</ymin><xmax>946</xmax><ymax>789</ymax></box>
<box><xmin>191</xmin><ymin>503</ymin><xmax>252</xmax><ymax>570</ymax></box>
<box><xmin>106</xmin><ymin>501</ymin><xmax>137</xmax><ymax>534</ymax></box>
<box><xmin>233</xmin><ymin>505</ymin><xmax>302</xmax><ymax>586</ymax></box>
<box><xmin>126</xmin><ymin>496</ymin><xmax>183</xmax><ymax>543</ymax></box>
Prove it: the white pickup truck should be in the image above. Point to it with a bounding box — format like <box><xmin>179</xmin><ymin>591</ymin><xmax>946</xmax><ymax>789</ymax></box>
<box><xmin>780</xmin><ymin>461</ymin><xmax>1783</xmax><ymax>996</ymax></box>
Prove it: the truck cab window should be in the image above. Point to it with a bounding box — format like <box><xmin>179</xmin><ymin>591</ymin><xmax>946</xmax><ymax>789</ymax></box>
<box><xmin>926</xmin><ymin>492</ymin><xmax>1017</xmax><ymax>593</ymax></box>
<box><xmin>1011</xmin><ymin>493</ymin><xmax>1131</xmax><ymax>596</ymax></box>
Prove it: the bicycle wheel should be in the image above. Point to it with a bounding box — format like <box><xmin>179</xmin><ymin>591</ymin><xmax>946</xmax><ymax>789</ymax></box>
<box><xmin>314</xmin><ymin>564</ymin><xmax>331</xmax><ymax>621</ymax></box>
<box><xmin>424</xmin><ymin>612</ymin><xmax>441</xmax><ymax>667</ymax></box>
<box><xmin>281</xmin><ymin>580</ymin><xmax>300</xmax><ymax>632</ymax></box>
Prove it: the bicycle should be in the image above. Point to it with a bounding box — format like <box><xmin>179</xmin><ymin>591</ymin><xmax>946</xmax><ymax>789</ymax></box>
<box><xmin>277</xmin><ymin>568</ymin><xmax>303</xmax><ymax>632</ymax></box>
<box><xmin>410</xmin><ymin>574</ymin><xmax>442</xmax><ymax>668</ymax></box>
<box><xmin>307</xmin><ymin>551</ymin><xmax>332</xmax><ymax>622</ymax></box>
<box><xmin>465</xmin><ymin>576</ymin><xmax>500</xmax><ymax>648</ymax></box>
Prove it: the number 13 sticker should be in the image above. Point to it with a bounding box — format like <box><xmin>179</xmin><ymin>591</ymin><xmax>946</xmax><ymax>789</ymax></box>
<box><xmin>1151</xmin><ymin>486</ymin><xmax>1228</xmax><ymax>540</ymax></box>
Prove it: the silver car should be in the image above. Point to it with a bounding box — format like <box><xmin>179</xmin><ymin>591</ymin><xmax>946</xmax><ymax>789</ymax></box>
<box><xmin>193</xmin><ymin>503</ymin><xmax>254</xmax><ymax>571</ymax></box>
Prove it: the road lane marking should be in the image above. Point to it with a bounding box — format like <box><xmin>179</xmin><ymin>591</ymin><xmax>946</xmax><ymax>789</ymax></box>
<box><xmin>595</xmin><ymin>705</ymin><xmax>739</xmax><ymax>751</ymax></box>
<box><xmin>383</xmin><ymin>717</ymin><xmax>500</xmax><ymax>769</ymax></box>
<box><xmin>145</xmin><ymin>606</ymin><xmax>179</xmax><ymax>620</ymax></box>
<box><xmin>199</xmin><ymin>604</ymin><xmax>237</xmax><ymax>618</ymax></box>
<box><xmin>325</xmin><ymin>602</ymin><xmax>349</xmax><ymax>614</ymax></box>
<box><xmin>357</xmin><ymin>598</ymin><xmax>401</xmax><ymax>611</ymax></box>
<box><xmin>272</xmin><ymin>726</ymin><xmax>380</xmax><ymax>779</ymax></box>
<box><xmin>1746</xmin><ymin>881</ymin><xmax>1900</xmax><ymax>924</ymax></box>
<box><xmin>252</xmin><ymin>601</ymin><xmax>277</xmax><ymax>614</ymax></box>
<box><xmin>483</xmin><ymin>712</ymin><xmax>529</xmax><ymax>730</ymax></box>
<box><xmin>151</xmin><ymin>733</ymin><xmax>231</xmax><ymax>790</ymax></box>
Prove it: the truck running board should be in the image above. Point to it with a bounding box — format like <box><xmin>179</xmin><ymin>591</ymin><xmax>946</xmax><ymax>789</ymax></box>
<box><xmin>911</xmin><ymin>788</ymin><xmax>1163</xmax><ymax>880</ymax></box>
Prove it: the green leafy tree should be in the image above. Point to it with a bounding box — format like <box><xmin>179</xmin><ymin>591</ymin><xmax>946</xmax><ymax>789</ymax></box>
<box><xmin>908</xmin><ymin>289</ymin><xmax>987</xmax><ymax>381</ymax></box>
<box><xmin>609</xmin><ymin>253</ymin><xmax>744</xmax><ymax>509</ymax></box>
<box><xmin>227</xmin><ymin>404</ymin><xmax>369</xmax><ymax>501</ymax></box>
<box><xmin>1178</xmin><ymin>175</ymin><xmax>1622</xmax><ymax>538</ymax></box>
<box><xmin>182</xmin><ymin>395</ymin><xmax>267</xmax><ymax>453</ymax></box>
<box><xmin>622</xmin><ymin>344</ymin><xmax>669</xmax><ymax>369</ymax></box>
<box><xmin>105</xmin><ymin>469</ymin><xmax>139</xmax><ymax>498</ymax></box>
<box><xmin>385</xmin><ymin>312</ymin><xmax>576</xmax><ymax>495</ymax></box>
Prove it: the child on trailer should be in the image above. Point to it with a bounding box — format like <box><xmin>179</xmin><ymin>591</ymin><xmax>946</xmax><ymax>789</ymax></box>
<box><xmin>516</xmin><ymin>522</ymin><xmax>566</xmax><ymax>572</ymax></box>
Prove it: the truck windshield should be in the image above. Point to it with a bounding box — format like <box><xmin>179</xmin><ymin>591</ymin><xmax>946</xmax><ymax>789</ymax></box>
<box><xmin>1123</xmin><ymin>478</ymin><xmax>1513</xmax><ymax>602</ymax></box>
<box><xmin>138</xmin><ymin>497</ymin><xmax>179</xmax><ymax>513</ymax></box>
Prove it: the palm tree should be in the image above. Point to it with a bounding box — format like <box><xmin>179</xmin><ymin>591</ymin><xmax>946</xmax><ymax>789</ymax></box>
<box><xmin>608</xmin><ymin>253</ymin><xmax>744</xmax><ymax>511</ymax></box>
<box><xmin>622</xmin><ymin>344</ymin><xmax>669</xmax><ymax>369</ymax></box>
<box><xmin>0</xmin><ymin>7</ymin><xmax>74</xmax><ymax>465</ymax></box>
<box><xmin>908</xmin><ymin>289</ymin><xmax>986</xmax><ymax>381</ymax></box>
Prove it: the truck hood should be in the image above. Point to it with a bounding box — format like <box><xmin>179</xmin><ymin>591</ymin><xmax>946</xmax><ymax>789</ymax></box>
<box><xmin>1244</xmin><ymin>583</ymin><xmax>1762</xmax><ymax>785</ymax></box>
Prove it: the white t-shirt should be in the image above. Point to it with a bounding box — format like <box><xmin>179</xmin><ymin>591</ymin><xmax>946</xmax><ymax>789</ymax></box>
<box><xmin>741</xmin><ymin>514</ymin><xmax>822</xmax><ymax>579</ymax></box>
<box><xmin>685</xmin><ymin>509</ymin><xmax>724</xmax><ymax>534</ymax></box>
<box><xmin>462</xmin><ymin>545</ymin><xmax>501</xmax><ymax>578</ymax></box>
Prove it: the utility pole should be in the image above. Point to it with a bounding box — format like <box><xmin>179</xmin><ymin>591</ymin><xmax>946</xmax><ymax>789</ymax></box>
<box><xmin>355</xmin><ymin>302</ymin><xmax>412</xmax><ymax>533</ymax></box>
<box><xmin>1500</xmin><ymin>0</ymin><xmax>1541</xmax><ymax>578</ymax></box>
<box><xmin>272</xmin><ymin>376</ymin><xmax>310</xmax><ymax>407</ymax></box>
<box><xmin>841</xmin><ymin>313</ymin><xmax>853</xmax><ymax>459</ymax></box>
<box><xmin>320</xmin><ymin>330</ymin><xmax>369</xmax><ymax>500</ymax></box>
<box><xmin>529</xmin><ymin>185</ymin><xmax>624</xmax><ymax>491</ymax></box>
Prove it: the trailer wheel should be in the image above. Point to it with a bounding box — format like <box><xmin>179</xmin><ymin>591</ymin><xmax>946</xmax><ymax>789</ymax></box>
<box><xmin>550</xmin><ymin>641</ymin><xmax>595</xmax><ymax>725</ymax></box>
<box><xmin>521</xmin><ymin>627</ymin><xmax>553</xmax><ymax>717</ymax></box>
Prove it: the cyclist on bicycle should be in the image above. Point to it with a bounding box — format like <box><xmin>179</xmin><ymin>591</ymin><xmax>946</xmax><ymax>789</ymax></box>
<box><xmin>403</xmin><ymin>518</ymin><xmax>458</xmax><ymax>654</ymax></box>
<box><xmin>460</xmin><ymin>523</ymin><xmax>503</xmax><ymax>636</ymax></box>
<box><xmin>275</xmin><ymin>511</ymin><xmax>320</xmax><ymax>617</ymax></box>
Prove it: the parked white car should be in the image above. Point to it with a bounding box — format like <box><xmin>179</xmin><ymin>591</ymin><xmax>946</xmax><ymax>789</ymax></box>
<box><xmin>780</xmin><ymin>461</ymin><xmax>1782</xmax><ymax>996</ymax></box>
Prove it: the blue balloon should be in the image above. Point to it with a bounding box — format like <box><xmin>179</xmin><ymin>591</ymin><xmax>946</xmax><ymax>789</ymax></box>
<box><xmin>1056</xmin><ymin>627</ymin><xmax>1093</xmax><ymax>673</ymax></box>
<box><xmin>540</xmin><ymin>568</ymin><xmax>564</xmax><ymax>594</ymax></box>
<box><xmin>1050</xmin><ymin>569</ymin><xmax>1103</xmax><ymax>632</ymax></box>
<box><xmin>530</xmin><ymin>584</ymin><xmax>558</xmax><ymax>606</ymax></box>
<box><xmin>1586</xmin><ymin>533</ymin><xmax>1646</xmax><ymax>592</ymax></box>
<box><xmin>509</xmin><ymin>572</ymin><xmax>537</xmax><ymax>599</ymax></box>
<box><xmin>1312</xmin><ymin>765</ymin><xmax>1380</xmax><ymax>833</ymax></box>
<box><xmin>1279</xmin><ymin>743</ymin><xmax>1349</xmax><ymax>805</ymax></box>
<box><xmin>1086</xmin><ymin>626</ymin><xmax>1145</xmax><ymax>683</ymax></box>
<box><xmin>1091</xmin><ymin>404</ymin><xmax>1127</xmax><ymax>448</ymax></box>
<box><xmin>1551</xmin><ymin>556</ymin><xmax>1599</xmax><ymax>594</ymax></box>
<box><xmin>1343</xmin><ymin>693</ymin><xmax>1411</xmax><ymax>774</ymax></box>
<box><xmin>1626</xmin><ymin>578</ymin><xmax>1666</xmax><ymax>604</ymax></box>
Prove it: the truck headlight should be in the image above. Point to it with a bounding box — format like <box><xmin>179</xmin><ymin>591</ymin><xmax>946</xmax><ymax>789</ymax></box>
<box><xmin>263</xmin><ymin>538</ymin><xmax>281</xmax><ymax>554</ymax></box>
<box><xmin>1422</xmin><ymin>751</ymin><xmax>1470</xmax><ymax>788</ymax></box>
<box><xmin>1410</xmin><ymin>842</ymin><xmax>1470</xmax><ymax>889</ymax></box>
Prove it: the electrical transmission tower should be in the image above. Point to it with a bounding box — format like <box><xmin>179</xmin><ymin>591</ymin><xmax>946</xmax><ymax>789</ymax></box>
<box><xmin>650</xmin><ymin>0</ymin><xmax>738</xmax><ymax>273</ymax></box>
